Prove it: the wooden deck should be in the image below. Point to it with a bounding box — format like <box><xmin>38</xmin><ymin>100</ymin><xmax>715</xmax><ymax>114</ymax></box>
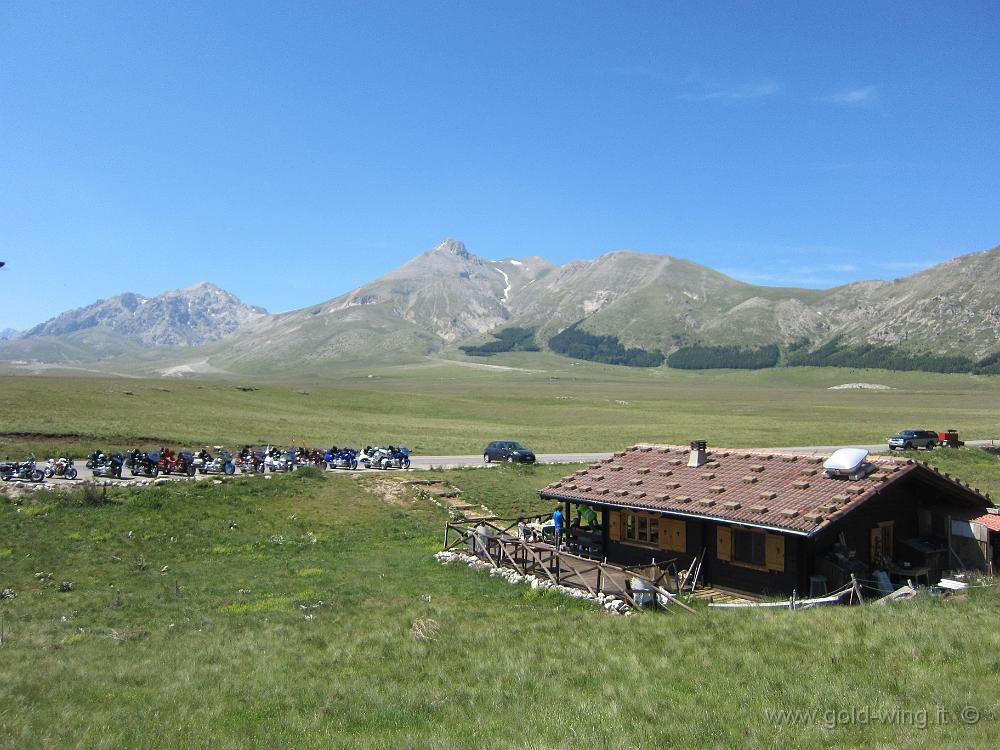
<box><xmin>686</xmin><ymin>585</ymin><xmax>756</xmax><ymax>606</ymax></box>
<box><xmin>442</xmin><ymin>519</ymin><xmax>696</xmax><ymax>613</ymax></box>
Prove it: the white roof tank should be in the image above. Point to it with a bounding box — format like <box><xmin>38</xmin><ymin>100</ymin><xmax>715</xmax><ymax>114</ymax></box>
<box><xmin>823</xmin><ymin>448</ymin><xmax>871</xmax><ymax>478</ymax></box>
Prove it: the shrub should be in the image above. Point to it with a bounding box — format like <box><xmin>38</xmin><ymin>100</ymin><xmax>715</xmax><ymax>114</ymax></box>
<box><xmin>667</xmin><ymin>344</ymin><xmax>780</xmax><ymax>370</ymax></box>
<box><xmin>786</xmin><ymin>337</ymin><xmax>978</xmax><ymax>373</ymax></box>
<box><xmin>292</xmin><ymin>465</ymin><xmax>325</xmax><ymax>480</ymax></box>
<box><xmin>460</xmin><ymin>327</ymin><xmax>540</xmax><ymax>356</ymax></box>
<box><xmin>548</xmin><ymin>323</ymin><xmax>664</xmax><ymax>367</ymax></box>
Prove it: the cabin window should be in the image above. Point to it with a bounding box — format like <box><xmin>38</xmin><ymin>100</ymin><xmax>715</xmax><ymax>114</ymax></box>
<box><xmin>732</xmin><ymin>529</ymin><xmax>766</xmax><ymax>566</ymax></box>
<box><xmin>622</xmin><ymin>512</ymin><xmax>660</xmax><ymax>546</ymax></box>
<box><xmin>718</xmin><ymin>525</ymin><xmax>785</xmax><ymax>572</ymax></box>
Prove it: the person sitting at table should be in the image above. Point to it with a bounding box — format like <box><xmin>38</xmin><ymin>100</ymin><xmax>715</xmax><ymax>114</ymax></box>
<box><xmin>517</xmin><ymin>517</ymin><xmax>530</xmax><ymax>542</ymax></box>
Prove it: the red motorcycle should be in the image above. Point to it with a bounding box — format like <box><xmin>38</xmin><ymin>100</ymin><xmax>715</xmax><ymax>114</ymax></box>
<box><xmin>235</xmin><ymin>447</ymin><xmax>265</xmax><ymax>474</ymax></box>
<box><xmin>43</xmin><ymin>456</ymin><xmax>79</xmax><ymax>479</ymax></box>
<box><xmin>158</xmin><ymin>448</ymin><xmax>196</xmax><ymax>477</ymax></box>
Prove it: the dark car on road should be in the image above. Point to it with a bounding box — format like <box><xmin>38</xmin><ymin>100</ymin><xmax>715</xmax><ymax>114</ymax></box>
<box><xmin>888</xmin><ymin>429</ymin><xmax>938</xmax><ymax>451</ymax></box>
<box><xmin>483</xmin><ymin>441</ymin><xmax>536</xmax><ymax>464</ymax></box>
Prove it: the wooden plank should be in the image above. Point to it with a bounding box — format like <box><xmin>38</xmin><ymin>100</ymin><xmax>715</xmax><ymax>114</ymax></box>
<box><xmin>875</xmin><ymin>583</ymin><xmax>917</xmax><ymax>605</ymax></box>
<box><xmin>443</xmin><ymin>525</ymin><xmax>467</xmax><ymax>552</ymax></box>
<box><xmin>479</xmin><ymin>539</ymin><xmax>500</xmax><ymax>568</ymax></box>
<box><xmin>521</xmin><ymin>544</ymin><xmax>559</xmax><ymax>584</ymax></box>
<box><xmin>496</xmin><ymin>539</ymin><xmax>526</xmax><ymax>576</ymax></box>
<box><xmin>709</xmin><ymin>591</ymin><xmax>847</xmax><ymax>609</ymax></box>
<box><xmin>649</xmin><ymin>583</ymin><xmax>696</xmax><ymax>613</ymax></box>
<box><xmin>689</xmin><ymin>547</ymin><xmax>706</xmax><ymax>592</ymax></box>
<box><xmin>555</xmin><ymin>556</ymin><xmax>597</xmax><ymax>597</ymax></box>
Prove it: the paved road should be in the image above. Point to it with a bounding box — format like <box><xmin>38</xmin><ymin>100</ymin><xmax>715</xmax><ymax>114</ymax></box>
<box><xmin>10</xmin><ymin>441</ymin><xmax>997</xmax><ymax>488</ymax></box>
<box><xmin>410</xmin><ymin>453</ymin><xmax>613</xmax><ymax>470</ymax></box>
<box><xmin>773</xmin><ymin>439</ymin><xmax>997</xmax><ymax>455</ymax></box>
<box><xmin>410</xmin><ymin>440</ymin><xmax>998</xmax><ymax>470</ymax></box>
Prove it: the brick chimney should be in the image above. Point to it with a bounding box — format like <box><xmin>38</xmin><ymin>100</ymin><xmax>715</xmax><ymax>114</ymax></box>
<box><xmin>688</xmin><ymin>440</ymin><xmax>708</xmax><ymax>468</ymax></box>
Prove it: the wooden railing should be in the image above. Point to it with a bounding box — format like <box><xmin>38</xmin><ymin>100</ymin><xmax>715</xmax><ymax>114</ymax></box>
<box><xmin>442</xmin><ymin>519</ymin><xmax>695</xmax><ymax>613</ymax></box>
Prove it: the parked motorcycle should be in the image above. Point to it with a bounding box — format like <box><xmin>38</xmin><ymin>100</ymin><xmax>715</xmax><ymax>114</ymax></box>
<box><xmin>364</xmin><ymin>445</ymin><xmax>411</xmax><ymax>470</ymax></box>
<box><xmin>43</xmin><ymin>456</ymin><xmax>79</xmax><ymax>480</ymax></box>
<box><xmin>0</xmin><ymin>454</ymin><xmax>45</xmax><ymax>482</ymax></box>
<box><xmin>126</xmin><ymin>449</ymin><xmax>160</xmax><ymax>478</ymax></box>
<box><xmin>89</xmin><ymin>451</ymin><xmax>125</xmax><ymax>479</ymax></box>
<box><xmin>262</xmin><ymin>447</ymin><xmax>296</xmax><ymax>473</ymax></box>
<box><xmin>191</xmin><ymin>449</ymin><xmax>235</xmax><ymax>475</ymax></box>
<box><xmin>325</xmin><ymin>447</ymin><xmax>359</xmax><ymax>471</ymax></box>
<box><xmin>156</xmin><ymin>448</ymin><xmax>194</xmax><ymax>476</ymax></box>
<box><xmin>291</xmin><ymin>447</ymin><xmax>324</xmax><ymax>468</ymax></box>
<box><xmin>235</xmin><ymin>446</ymin><xmax>265</xmax><ymax>474</ymax></box>
<box><xmin>171</xmin><ymin>451</ymin><xmax>200</xmax><ymax>477</ymax></box>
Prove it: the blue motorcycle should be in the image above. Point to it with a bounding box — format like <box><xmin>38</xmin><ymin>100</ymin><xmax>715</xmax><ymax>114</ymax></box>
<box><xmin>365</xmin><ymin>445</ymin><xmax>411</xmax><ymax>470</ymax></box>
<box><xmin>324</xmin><ymin>447</ymin><xmax>359</xmax><ymax>471</ymax></box>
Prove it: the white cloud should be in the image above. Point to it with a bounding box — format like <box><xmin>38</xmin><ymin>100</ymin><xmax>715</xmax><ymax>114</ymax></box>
<box><xmin>681</xmin><ymin>79</ymin><xmax>781</xmax><ymax>102</ymax></box>
<box><xmin>820</xmin><ymin>85</ymin><xmax>877</xmax><ymax>106</ymax></box>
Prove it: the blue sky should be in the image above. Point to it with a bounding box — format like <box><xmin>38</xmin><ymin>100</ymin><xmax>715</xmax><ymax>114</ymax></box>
<box><xmin>1</xmin><ymin>1</ymin><xmax>998</xmax><ymax>329</ymax></box>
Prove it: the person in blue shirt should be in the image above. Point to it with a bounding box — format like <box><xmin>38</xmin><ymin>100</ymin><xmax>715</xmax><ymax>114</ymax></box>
<box><xmin>552</xmin><ymin>507</ymin><xmax>564</xmax><ymax>548</ymax></box>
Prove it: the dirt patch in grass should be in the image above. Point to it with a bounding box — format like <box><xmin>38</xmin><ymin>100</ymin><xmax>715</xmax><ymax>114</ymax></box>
<box><xmin>0</xmin><ymin>431</ymin><xmax>90</xmax><ymax>444</ymax></box>
<box><xmin>0</xmin><ymin>431</ymin><xmax>170</xmax><ymax>444</ymax></box>
<box><xmin>361</xmin><ymin>477</ymin><xmax>413</xmax><ymax>507</ymax></box>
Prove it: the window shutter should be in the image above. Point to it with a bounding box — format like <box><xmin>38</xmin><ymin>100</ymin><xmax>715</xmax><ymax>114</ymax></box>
<box><xmin>716</xmin><ymin>526</ymin><xmax>731</xmax><ymax>561</ymax></box>
<box><xmin>765</xmin><ymin>534</ymin><xmax>785</xmax><ymax>572</ymax></box>
<box><xmin>661</xmin><ymin>519</ymin><xmax>687</xmax><ymax>552</ymax></box>
<box><xmin>609</xmin><ymin>511</ymin><xmax>621</xmax><ymax>542</ymax></box>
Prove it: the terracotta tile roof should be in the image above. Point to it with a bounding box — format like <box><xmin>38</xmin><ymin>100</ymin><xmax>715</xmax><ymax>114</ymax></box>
<box><xmin>540</xmin><ymin>443</ymin><xmax>930</xmax><ymax>536</ymax></box>
<box><xmin>972</xmin><ymin>512</ymin><xmax>1000</xmax><ymax>533</ymax></box>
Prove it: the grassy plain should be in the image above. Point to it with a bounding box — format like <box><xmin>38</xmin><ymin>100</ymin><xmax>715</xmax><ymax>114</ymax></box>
<box><xmin>1</xmin><ymin>466</ymin><xmax>998</xmax><ymax>749</ymax></box>
<box><xmin>2</xmin><ymin>362</ymin><xmax>1000</xmax><ymax>459</ymax></box>
<box><xmin>2</xmin><ymin>367</ymin><xmax>999</xmax><ymax>748</ymax></box>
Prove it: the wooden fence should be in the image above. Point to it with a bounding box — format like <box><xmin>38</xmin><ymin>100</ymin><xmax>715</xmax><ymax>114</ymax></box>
<box><xmin>442</xmin><ymin>518</ymin><xmax>695</xmax><ymax>613</ymax></box>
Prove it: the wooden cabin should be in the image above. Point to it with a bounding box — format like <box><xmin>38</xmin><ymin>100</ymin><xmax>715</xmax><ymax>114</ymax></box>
<box><xmin>539</xmin><ymin>442</ymin><xmax>994</xmax><ymax>598</ymax></box>
<box><xmin>969</xmin><ymin>510</ymin><xmax>1000</xmax><ymax>576</ymax></box>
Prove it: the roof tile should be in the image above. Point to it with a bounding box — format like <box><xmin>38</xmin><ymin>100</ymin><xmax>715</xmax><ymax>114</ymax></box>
<box><xmin>972</xmin><ymin>513</ymin><xmax>1000</xmax><ymax>533</ymax></box>
<box><xmin>538</xmin><ymin>442</ymin><xmax>952</xmax><ymax>534</ymax></box>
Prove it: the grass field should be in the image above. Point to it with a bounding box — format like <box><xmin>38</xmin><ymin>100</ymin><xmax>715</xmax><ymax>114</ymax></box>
<box><xmin>2</xmin><ymin>364</ymin><xmax>1000</xmax><ymax>460</ymax></box>
<box><xmin>1</xmin><ymin>464</ymin><xmax>998</xmax><ymax>749</ymax></box>
<box><xmin>2</xmin><ymin>369</ymin><xmax>999</xmax><ymax>747</ymax></box>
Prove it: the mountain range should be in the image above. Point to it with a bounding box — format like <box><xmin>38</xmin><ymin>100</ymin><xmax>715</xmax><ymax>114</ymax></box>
<box><xmin>3</xmin><ymin>239</ymin><xmax>999</xmax><ymax>373</ymax></box>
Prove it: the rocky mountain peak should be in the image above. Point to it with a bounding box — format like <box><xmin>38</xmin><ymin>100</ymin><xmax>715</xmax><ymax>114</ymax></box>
<box><xmin>23</xmin><ymin>283</ymin><xmax>267</xmax><ymax>347</ymax></box>
<box><xmin>432</xmin><ymin>238</ymin><xmax>472</xmax><ymax>260</ymax></box>
<box><xmin>185</xmin><ymin>281</ymin><xmax>221</xmax><ymax>292</ymax></box>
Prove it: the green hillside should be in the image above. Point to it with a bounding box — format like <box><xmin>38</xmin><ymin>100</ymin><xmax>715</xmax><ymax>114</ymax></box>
<box><xmin>1</xmin><ymin>465</ymin><xmax>997</xmax><ymax>748</ymax></box>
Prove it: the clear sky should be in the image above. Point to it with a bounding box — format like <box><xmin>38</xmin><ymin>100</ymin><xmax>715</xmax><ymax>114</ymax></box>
<box><xmin>1</xmin><ymin>1</ymin><xmax>998</xmax><ymax>330</ymax></box>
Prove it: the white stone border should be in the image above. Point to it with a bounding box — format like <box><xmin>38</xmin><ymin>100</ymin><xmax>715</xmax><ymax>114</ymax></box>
<box><xmin>434</xmin><ymin>550</ymin><xmax>632</xmax><ymax>615</ymax></box>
